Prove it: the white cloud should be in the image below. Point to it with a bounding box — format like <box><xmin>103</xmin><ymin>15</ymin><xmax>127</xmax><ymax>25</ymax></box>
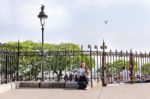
<box><xmin>70</xmin><ymin>0</ymin><xmax>112</xmax><ymax>10</ymax></box>
<box><xmin>1</xmin><ymin>0</ymin><xmax>150</xmax><ymax>52</ymax></box>
<box><xmin>0</xmin><ymin>0</ymin><xmax>12</xmax><ymax>24</ymax></box>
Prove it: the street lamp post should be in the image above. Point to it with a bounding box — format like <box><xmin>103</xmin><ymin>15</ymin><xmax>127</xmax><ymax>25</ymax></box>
<box><xmin>38</xmin><ymin>5</ymin><xmax>48</xmax><ymax>82</ymax></box>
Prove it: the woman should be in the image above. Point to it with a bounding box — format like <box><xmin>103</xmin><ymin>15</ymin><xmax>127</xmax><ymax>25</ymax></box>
<box><xmin>77</xmin><ymin>62</ymin><xmax>89</xmax><ymax>89</ymax></box>
<box><xmin>78</xmin><ymin>63</ymin><xmax>86</xmax><ymax>76</ymax></box>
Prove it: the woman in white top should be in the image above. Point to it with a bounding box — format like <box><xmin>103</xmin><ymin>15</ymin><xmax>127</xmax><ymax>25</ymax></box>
<box><xmin>78</xmin><ymin>62</ymin><xmax>89</xmax><ymax>84</ymax></box>
<box><xmin>78</xmin><ymin>63</ymin><xmax>86</xmax><ymax>76</ymax></box>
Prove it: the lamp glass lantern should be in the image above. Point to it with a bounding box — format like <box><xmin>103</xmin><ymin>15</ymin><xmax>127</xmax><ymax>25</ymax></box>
<box><xmin>38</xmin><ymin>5</ymin><xmax>48</xmax><ymax>27</ymax></box>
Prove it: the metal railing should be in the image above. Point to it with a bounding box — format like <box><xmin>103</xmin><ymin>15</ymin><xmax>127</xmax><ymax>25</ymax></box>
<box><xmin>0</xmin><ymin>42</ymin><xmax>150</xmax><ymax>87</ymax></box>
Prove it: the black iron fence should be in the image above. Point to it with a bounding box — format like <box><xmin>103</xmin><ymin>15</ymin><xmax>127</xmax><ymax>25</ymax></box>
<box><xmin>1</xmin><ymin>41</ymin><xmax>150</xmax><ymax>87</ymax></box>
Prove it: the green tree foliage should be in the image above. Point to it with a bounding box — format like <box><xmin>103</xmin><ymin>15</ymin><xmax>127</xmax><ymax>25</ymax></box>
<box><xmin>97</xmin><ymin>60</ymin><xmax>138</xmax><ymax>77</ymax></box>
<box><xmin>1</xmin><ymin>40</ymin><xmax>95</xmax><ymax>81</ymax></box>
<box><xmin>106</xmin><ymin>60</ymin><xmax>138</xmax><ymax>77</ymax></box>
<box><xmin>141</xmin><ymin>63</ymin><xmax>150</xmax><ymax>75</ymax></box>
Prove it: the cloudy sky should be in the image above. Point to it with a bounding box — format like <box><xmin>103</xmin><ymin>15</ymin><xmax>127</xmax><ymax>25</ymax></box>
<box><xmin>1</xmin><ymin>0</ymin><xmax>150</xmax><ymax>51</ymax></box>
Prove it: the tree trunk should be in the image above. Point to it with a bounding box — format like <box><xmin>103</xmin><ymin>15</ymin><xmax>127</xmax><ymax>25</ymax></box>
<box><xmin>57</xmin><ymin>69</ymin><xmax>62</xmax><ymax>82</ymax></box>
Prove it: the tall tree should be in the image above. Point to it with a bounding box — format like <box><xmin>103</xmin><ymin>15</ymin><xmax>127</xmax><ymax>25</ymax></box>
<box><xmin>1</xmin><ymin>40</ymin><xmax>95</xmax><ymax>81</ymax></box>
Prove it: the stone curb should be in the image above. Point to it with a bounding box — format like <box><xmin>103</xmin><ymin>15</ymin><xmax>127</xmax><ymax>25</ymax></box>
<box><xmin>0</xmin><ymin>81</ymin><xmax>102</xmax><ymax>94</ymax></box>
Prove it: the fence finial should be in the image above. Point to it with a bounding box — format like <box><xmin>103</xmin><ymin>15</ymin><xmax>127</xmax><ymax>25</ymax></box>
<box><xmin>103</xmin><ymin>39</ymin><xmax>105</xmax><ymax>45</ymax></box>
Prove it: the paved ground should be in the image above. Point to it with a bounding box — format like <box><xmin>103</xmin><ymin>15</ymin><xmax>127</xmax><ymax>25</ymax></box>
<box><xmin>0</xmin><ymin>83</ymin><xmax>150</xmax><ymax>99</ymax></box>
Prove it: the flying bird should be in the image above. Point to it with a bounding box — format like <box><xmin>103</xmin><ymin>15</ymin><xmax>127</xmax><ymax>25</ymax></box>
<box><xmin>104</xmin><ymin>20</ymin><xmax>108</xmax><ymax>24</ymax></box>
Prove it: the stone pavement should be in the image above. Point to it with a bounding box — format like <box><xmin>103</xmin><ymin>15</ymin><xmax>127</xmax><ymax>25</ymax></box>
<box><xmin>0</xmin><ymin>83</ymin><xmax>150</xmax><ymax>99</ymax></box>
